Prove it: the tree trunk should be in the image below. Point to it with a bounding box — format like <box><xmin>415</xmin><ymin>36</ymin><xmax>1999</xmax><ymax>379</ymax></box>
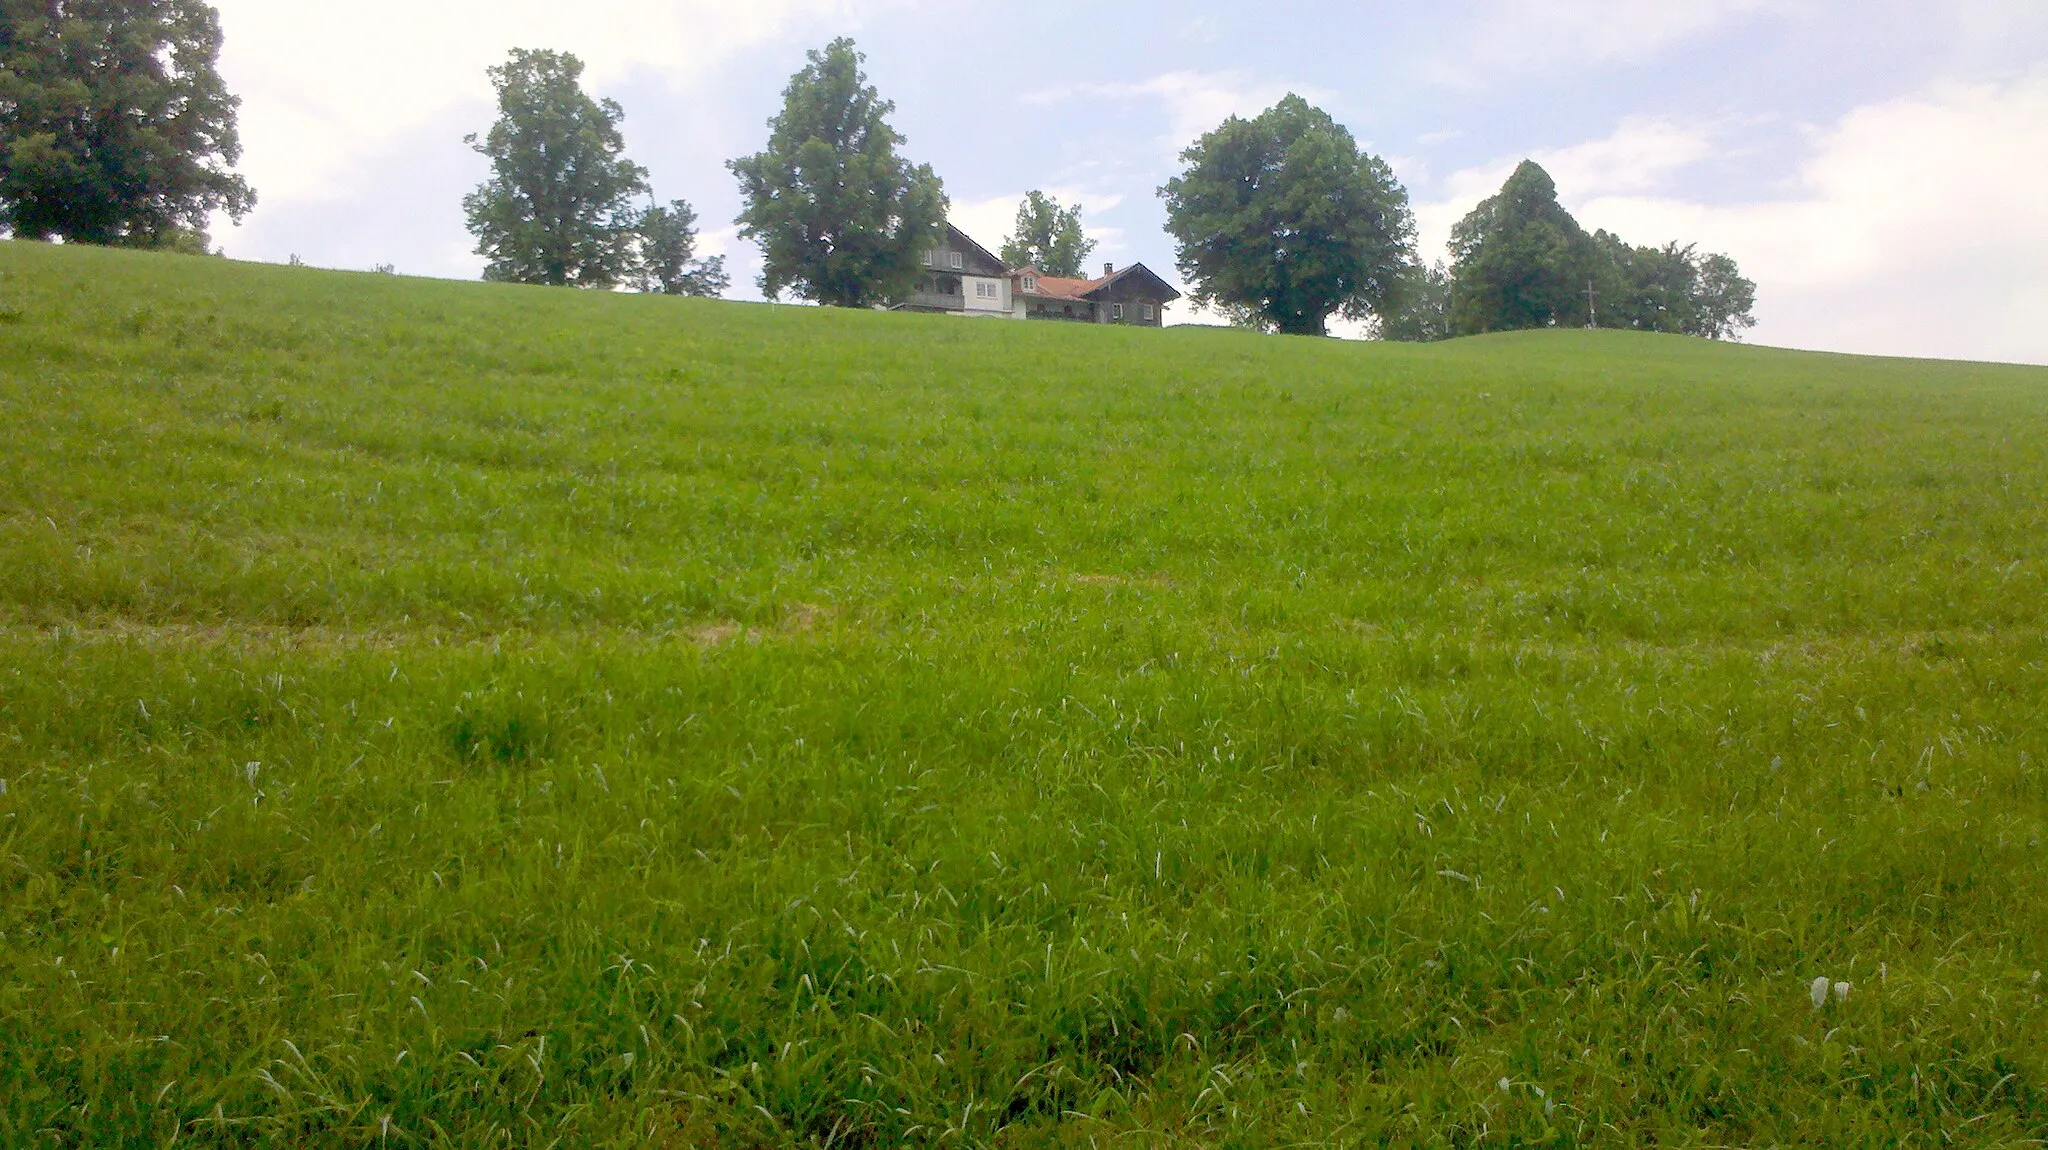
<box><xmin>1276</xmin><ymin>312</ymin><xmax>1329</xmax><ymax>338</ymax></box>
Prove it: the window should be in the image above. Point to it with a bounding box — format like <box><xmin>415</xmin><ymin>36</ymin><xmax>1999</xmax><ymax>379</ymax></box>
<box><xmin>925</xmin><ymin>250</ymin><xmax>940</xmax><ymax>268</ymax></box>
<box><xmin>1142</xmin><ymin>303</ymin><xmax>1156</xmax><ymax>321</ymax></box>
<box><xmin>1112</xmin><ymin>303</ymin><xmax>1125</xmax><ymax>320</ymax></box>
<box><xmin>949</xmin><ymin>252</ymin><xmax>964</xmax><ymax>270</ymax></box>
<box><xmin>976</xmin><ymin>281</ymin><xmax>998</xmax><ymax>299</ymax></box>
<box><xmin>1022</xmin><ymin>276</ymin><xmax>1037</xmax><ymax>293</ymax></box>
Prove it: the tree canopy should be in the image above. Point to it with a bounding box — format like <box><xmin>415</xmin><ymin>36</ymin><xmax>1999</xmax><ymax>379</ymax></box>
<box><xmin>728</xmin><ymin>38</ymin><xmax>946</xmax><ymax>307</ymax></box>
<box><xmin>1447</xmin><ymin>161</ymin><xmax>1604</xmax><ymax>334</ymax></box>
<box><xmin>1591</xmin><ymin>234</ymin><xmax>1755</xmax><ymax>338</ymax></box>
<box><xmin>1382</xmin><ymin>260</ymin><xmax>1454</xmax><ymax>343</ymax></box>
<box><xmin>1690</xmin><ymin>251</ymin><xmax>1759</xmax><ymax>340</ymax></box>
<box><xmin>1000</xmin><ymin>191</ymin><xmax>1094</xmax><ymax>278</ymax></box>
<box><xmin>1438</xmin><ymin>160</ymin><xmax>1757</xmax><ymax>340</ymax></box>
<box><xmin>1161</xmin><ymin>95</ymin><xmax>1414</xmax><ymax>337</ymax></box>
<box><xmin>0</xmin><ymin>0</ymin><xmax>253</xmax><ymax>247</ymax></box>
<box><xmin>634</xmin><ymin>198</ymin><xmax>729</xmax><ymax>298</ymax></box>
<box><xmin>463</xmin><ymin>49</ymin><xmax>649</xmax><ymax>289</ymax></box>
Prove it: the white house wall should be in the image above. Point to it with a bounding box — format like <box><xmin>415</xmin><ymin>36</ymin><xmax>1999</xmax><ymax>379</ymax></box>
<box><xmin>961</xmin><ymin>276</ymin><xmax>1011</xmax><ymax>314</ymax></box>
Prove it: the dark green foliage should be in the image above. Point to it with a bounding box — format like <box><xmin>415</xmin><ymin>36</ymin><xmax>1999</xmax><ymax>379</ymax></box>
<box><xmin>634</xmin><ymin>199</ymin><xmax>728</xmax><ymax>298</ymax></box>
<box><xmin>1595</xmin><ymin>232</ymin><xmax>1758</xmax><ymax>339</ymax></box>
<box><xmin>150</xmin><ymin>224</ymin><xmax>218</xmax><ymax>256</ymax></box>
<box><xmin>1161</xmin><ymin>95</ymin><xmax>1415</xmax><ymax>336</ymax></box>
<box><xmin>1449</xmin><ymin>160</ymin><xmax>1605</xmax><ymax>334</ymax></box>
<box><xmin>1451</xmin><ymin>162</ymin><xmax>1759</xmax><ymax>340</ymax></box>
<box><xmin>1382</xmin><ymin>259</ymin><xmax>1453</xmax><ymax>342</ymax></box>
<box><xmin>1593</xmin><ymin>230</ymin><xmax>1689</xmax><ymax>332</ymax></box>
<box><xmin>1693</xmin><ymin>251</ymin><xmax>1759</xmax><ymax>340</ymax></box>
<box><xmin>2</xmin><ymin>242</ymin><xmax>2046</xmax><ymax>1144</ymax></box>
<box><xmin>727</xmin><ymin>38</ymin><xmax>946</xmax><ymax>307</ymax></box>
<box><xmin>1000</xmin><ymin>189</ymin><xmax>1095</xmax><ymax>278</ymax></box>
<box><xmin>0</xmin><ymin>0</ymin><xmax>253</xmax><ymax>245</ymax></box>
<box><xmin>462</xmin><ymin>49</ymin><xmax>649</xmax><ymax>289</ymax></box>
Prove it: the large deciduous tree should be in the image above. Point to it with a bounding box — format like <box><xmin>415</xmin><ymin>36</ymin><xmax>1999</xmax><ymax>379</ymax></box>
<box><xmin>1592</xmin><ymin>231</ymin><xmax>1758</xmax><ymax>339</ymax></box>
<box><xmin>634</xmin><ymin>198</ymin><xmax>729</xmax><ymax>298</ymax></box>
<box><xmin>728</xmin><ymin>38</ymin><xmax>946</xmax><ymax>307</ymax></box>
<box><xmin>1160</xmin><ymin>95</ymin><xmax>1414</xmax><ymax>337</ymax></box>
<box><xmin>1000</xmin><ymin>190</ymin><xmax>1094</xmax><ymax>278</ymax></box>
<box><xmin>1448</xmin><ymin>160</ymin><xmax>1606</xmax><ymax>335</ymax></box>
<box><xmin>463</xmin><ymin>49</ymin><xmax>649</xmax><ymax>289</ymax></box>
<box><xmin>1688</xmin><ymin>251</ymin><xmax>1757</xmax><ymax>340</ymax></box>
<box><xmin>0</xmin><ymin>0</ymin><xmax>254</xmax><ymax>247</ymax></box>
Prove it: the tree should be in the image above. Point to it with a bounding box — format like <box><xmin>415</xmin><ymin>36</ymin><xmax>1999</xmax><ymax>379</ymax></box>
<box><xmin>1448</xmin><ymin>161</ymin><xmax>1609</xmax><ymax>335</ymax></box>
<box><xmin>1593</xmin><ymin>232</ymin><xmax>1693</xmax><ymax>333</ymax></box>
<box><xmin>728</xmin><ymin>38</ymin><xmax>946</xmax><ymax>307</ymax></box>
<box><xmin>0</xmin><ymin>0</ymin><xmax>254</xmax><ymax>246</ymax></box>
<box><xmin>634</xmin><ymin>198</ymin><xmax>728</xmax><ymax>297</ymax></box>
<box><xmin>1382</xmin><ymin>260</ymin><xmax>1453</xmax><ymax>342</ymax></box>
<box><xmin>1160</xmin><ymin>95</ymin><xmax>1414</xmax><ymax>337</ymax></box>
<box><xmin>1447</xmin><ymin>161</ymin><xmax>1759</xmax><ymax>340</ymax></box>
<box><xmin>1591</xmin><ymin>231</ymin><xmax>1757</xmax><ymax>339</ymax></box>
<box><xmin>1689</xmin><ymin>252</ymin><xmax>1756</xmax><ymax>340</ymax></box>
<box><xmin>463</xmin><ymin>49</ymin><xmax>649</xmax><ymax>289</ymax></box>
<box><xmin>1000</xmin><ymin>190</ymin><xmax>1094</xmax><ymax>277</ymax></box>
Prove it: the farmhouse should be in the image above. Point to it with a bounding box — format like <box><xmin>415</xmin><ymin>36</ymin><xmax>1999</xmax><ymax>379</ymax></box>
<box><xmin>1013</xmin><ymin>262</ymin><xmax>1179</xmax><ymax>327</ymax></box>
<box><xmin>902</xmin><ymin>224</ymin><xmax>1016</xmax><ymax>317</ymax></box>
<box><xmin>897</xmin><ymin>223</ymin><xmax>1181</xmax><ymax>327</ymax></box>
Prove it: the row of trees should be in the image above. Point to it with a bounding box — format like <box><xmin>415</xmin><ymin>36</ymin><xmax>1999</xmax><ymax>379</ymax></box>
<box><xmin>1163</xmin><ymin>104</ymin><xmax>1755</xmax><ymax>340</ymax></box>
<box><xmin>463</xmin><ymin>50</ymin><xmax>726</xmax><ymax>296</ymax></box>
<box><xmin>1383</xmin><ymin>161</ymin><xmax>1755</xmax><ymax>342</ymax></box>
<box><xmin>622</xmin><ymin>40</ymin><xmax>1757</xmax><ymax>342</ymax></box>
<box><xmin>0</xmin><ymin>4</ymin><xmax>1756</xmax><ymax>339</ymax></box>
<box><xmin>465</xmin><ymin>39</ymin><xmax>1111</xmax><ymax>305</ymax></box>
<box><xmin>0</xmin><ymin>11</ymin><xmax>1067</xmax><ymax>304</ymax></box>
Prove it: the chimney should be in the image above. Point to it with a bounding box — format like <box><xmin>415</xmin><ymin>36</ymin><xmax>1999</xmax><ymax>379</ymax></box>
<box><xmin>1103</xmin><ymin>263</ymin><xmax>1115</xmax><ymax>277</ymax></box>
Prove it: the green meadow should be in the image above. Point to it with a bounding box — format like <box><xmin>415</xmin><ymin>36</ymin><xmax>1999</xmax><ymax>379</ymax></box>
<box><xmin>3</xmin><ymin>241</ymin><xmax>2047</xmax><ymax>1146</ymax></box>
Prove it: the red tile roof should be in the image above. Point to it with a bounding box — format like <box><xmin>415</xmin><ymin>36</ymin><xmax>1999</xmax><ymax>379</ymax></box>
<box><xmin>1014</xmin><ymin>263</ymin><xmax>1182</xmax><ymax>303</ymax></box>
<box><xmin>1020</xmin><ymin>274</ymin><xmax>1105</xmax><ymax>301</ymax></box>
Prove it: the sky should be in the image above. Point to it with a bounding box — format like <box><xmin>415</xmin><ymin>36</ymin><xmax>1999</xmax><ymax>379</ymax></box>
<box><xmin>207</xmin><ymin>0</ymin><xmax>2048</xmax><ymax>365</ymax></box>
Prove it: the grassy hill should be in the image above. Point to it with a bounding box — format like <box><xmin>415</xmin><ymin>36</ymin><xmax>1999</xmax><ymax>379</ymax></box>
<box><xmin>2</xmin><ymin>240</ymin><xmax>2046</xmax><ymax>1145</ymax></box>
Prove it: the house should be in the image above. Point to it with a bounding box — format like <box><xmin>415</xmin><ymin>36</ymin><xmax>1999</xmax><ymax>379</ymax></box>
<box><xmin>1013</xmin><ymin>262</ymin><xmax>1179</xmax><ymax>327</ymax></box>
<box><xmin>896</xmin><ymin>223</ymin><xmax>1181</xmax><ymax>327</ymax></box>
<box><xmin>898</xmin><ymin>224</ymin><xmax>1019</xmax><ymax>318</ymax></box>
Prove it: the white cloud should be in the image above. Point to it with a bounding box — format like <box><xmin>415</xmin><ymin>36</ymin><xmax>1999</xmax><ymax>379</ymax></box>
<box><xmin>945</xmin><ymin>189</ymin><xmax>1128</xmax><ymax>259</ymax></box>
<box><xmin>697</xmin><ymin>223</ymin><xmax>744</xmax><ymax>261</ymax></box>
<box><xmin>1947</xmin><ymin>0</ymin><xmax>2048</xmax><ymax>69</ymax></box>
<box><xmin>1537</xmin><ymin>117</ymin><xmax>1721</xmax><ymax>196</ymax></box>
<box><xmin>1425</xmin><ymin>0</ymin><xmax>1794</xmax><ymax>83</ymax></box>
<box><xmin>1414</xmin><ymin>117</ymin><xmax>1720</xmax><ymax>263</ymax></box>
<box><xmin>1024</xmin><ymin>70</ymin><xmax>1314</xmax><ymax>156</ymax></box>
<box><xmin>1580</xmin><ymin>73</ymin><xmax>2048</xmax><ymax>362</ymax></box>
<box><xmin>211</xmin><ymin>0</ymin><xmax>901</xmax><ymax>203</ymax></box>
<box><xmin>947</xmin><ymin>195</ymin><xmax>1021</xmax><ymax>254</ymax></box>
<box><xmin>1412</xmin><ymin>73</ymin><xmax>2048</xmax><ymax>363</ymax></box>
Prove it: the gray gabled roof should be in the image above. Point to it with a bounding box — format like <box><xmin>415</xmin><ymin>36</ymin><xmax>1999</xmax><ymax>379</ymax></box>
<box><xmin>1081</xmin><ymin>263</ymin><xmax>1182</xmax><ymax>303</ymax></box>
<box><xmin>944</xmin><ymin>224</ymin><xmax>1009</xmax><ymax>275</ymax></box>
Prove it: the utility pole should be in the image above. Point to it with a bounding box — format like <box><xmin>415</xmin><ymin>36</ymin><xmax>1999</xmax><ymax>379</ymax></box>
<box><xmin>1586</xmin><ymin>279</ymin><xmax>1598</xmax><ymax>330</ymax></box>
